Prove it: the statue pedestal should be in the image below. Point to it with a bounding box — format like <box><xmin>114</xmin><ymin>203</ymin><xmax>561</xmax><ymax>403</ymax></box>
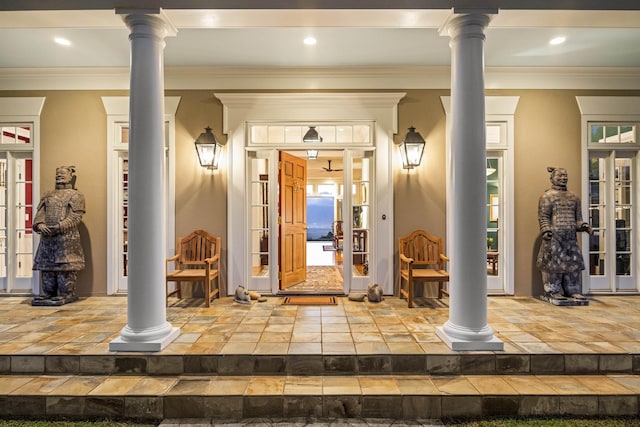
<box><xmin>539</xmin><ymin>294</ymin><xmax>589</xmax><ymax>306</ymax></box>
<box><xmin>31</xmin><ymin>295</ymin><xmax>79</xmax><ymax>306</ymax></box>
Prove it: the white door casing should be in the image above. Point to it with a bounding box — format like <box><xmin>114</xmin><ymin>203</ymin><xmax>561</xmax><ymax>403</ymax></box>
<box><xmin>217</xmin><ymin>92</ymin><xmax>405</xmax><ymax>296</ymax></box>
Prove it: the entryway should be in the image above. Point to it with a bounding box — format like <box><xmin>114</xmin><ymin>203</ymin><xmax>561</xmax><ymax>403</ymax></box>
<box><xmin>279</xmin><ymin>150</ymin><xmax>347</xmax><ymax>295</ymax></box>
<box><xmin>218</xmin><ymin>92</ymin><xmax>403</xmax><ymax>299</ymax></box>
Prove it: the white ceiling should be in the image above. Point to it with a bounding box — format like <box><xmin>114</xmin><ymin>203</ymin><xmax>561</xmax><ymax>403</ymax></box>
<box><xmin>1</xmin><ymin>9</ymin><xmax>640</xmax><ymax>69</ymax></box>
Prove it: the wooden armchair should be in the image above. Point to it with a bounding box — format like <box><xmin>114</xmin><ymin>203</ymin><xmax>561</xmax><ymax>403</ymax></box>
<box><xmin>166</xmin><ymin>229</ymin><xmax>220</xmax><ymax>307</ymax></box>
<box><xmin>399</xmin><ymin>229</ymin><xmax>450</xmax><ymax>308</ymax></box>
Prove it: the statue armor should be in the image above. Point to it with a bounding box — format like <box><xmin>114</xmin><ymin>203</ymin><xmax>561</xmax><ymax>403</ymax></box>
<box><xmin>537</xmin><ymin>186</ymin><xmax>585</xmax><ymax>273</ymax></box>
<box><xmin>33</xmin><ymin>188</ymin><xmax>85</xmax><ymax>271</ymax></box>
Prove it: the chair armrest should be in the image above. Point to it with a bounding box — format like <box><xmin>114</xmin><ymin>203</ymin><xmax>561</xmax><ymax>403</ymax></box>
<box><xmin>400</xmin><ymin>253</ymin><xmax>414</xmax><ymax>264</ymax></box>
<box><xmin>440</xmin><ymin>254</ymin><xmax>450</xmax><ymax>262</ymax></box>
<box><xmin>204</xmin><ymin>254</ymin><xmax>220</xmax><ymax>265</ymax></box>
<box><xmin>167</xmin><ymin>254</ymin><xmax>179</xmax><ymax>262</ymax></box>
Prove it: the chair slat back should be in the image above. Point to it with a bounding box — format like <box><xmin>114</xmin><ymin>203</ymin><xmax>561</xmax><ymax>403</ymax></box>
<box><xmin>178</xmin><ymin>230</ymin><xmax>218</xmax><ymax>266</ymax></box>
<box><xmin>399</xmin><ymin>230</ymin><xmax>443</xmax><ymax>268</ymax></box>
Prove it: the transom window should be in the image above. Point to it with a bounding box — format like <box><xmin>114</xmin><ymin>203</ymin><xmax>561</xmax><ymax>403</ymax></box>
<box><xmin>249</xmin><ymin>123</ymin><xmax>372</xmax><ymax>146</ymax></box>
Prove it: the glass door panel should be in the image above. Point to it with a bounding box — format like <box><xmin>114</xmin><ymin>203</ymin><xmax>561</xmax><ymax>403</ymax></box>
<box><xmin>116</xmin><ymin>155</ymin><xmax>129</xmax><ymax>293</ymax></box>
<box><xmin>588</xmin><ymin>154</ymin><xmax>608</xmax><ymax>279</ymax></box>
<box><xmin>486</xmin><ymin>155</ymin><xmax>504</xmax><ymax>292</ymax></box>
<box><xmin>351</xmin><ymin>153</ymin><xmax>372</xmax><ymax>284</ymax></box>
<box><xmin>250</xmin><ymin>157</ymin><xmax>270</xmax><ymax>278</ymax></box>
<box><xmin>15</xmin><ymin>158</ymin><xmax>33</xmax><ymax>279</ymax></box>
<box><xmin>588</xmin><ymin>150</ymin><xmax>636</xmax><ymax>292</ymax></box>
<box><xmin>614</xmin><ymin>155</ymin><xmax>634</xmax><ymax>290</ymax></box>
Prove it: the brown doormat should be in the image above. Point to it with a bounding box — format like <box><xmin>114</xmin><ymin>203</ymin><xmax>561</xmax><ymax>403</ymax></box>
<box><xmin>282</xmin><ymin>296</ymin><xmax>338</xmax><ymax>305</ymax></box>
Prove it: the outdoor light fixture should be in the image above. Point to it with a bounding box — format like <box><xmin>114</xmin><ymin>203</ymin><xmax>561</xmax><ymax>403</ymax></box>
<box><xmin>303</xmin><ymin>126</ymin><xmax>321</xmax><ymax>142</ymax></box>
<box><xmin>194</xmin><ymin>126</ymin><xmax>223</xmax><ymax>169</ymax></box>
<box><xmin>399</xmin><ymin>126</ymin><xmax>426</xmax><ymax>169</ymax></box>
<box><xmin>303</xmin><ymin>126</ymin><xmax>322</xmax><ymax>160</ymax></box>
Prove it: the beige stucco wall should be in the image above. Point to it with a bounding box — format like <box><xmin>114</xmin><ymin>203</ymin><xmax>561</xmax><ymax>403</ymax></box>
<box><xmin>37</xmin><ymin>90</ymin><xmax>122</xmax><ymax>296</ymax></box>
<box><xmin>2</xmin><ymin>88</ymin><xmax>638</xmax><ymax>297</ymax></box>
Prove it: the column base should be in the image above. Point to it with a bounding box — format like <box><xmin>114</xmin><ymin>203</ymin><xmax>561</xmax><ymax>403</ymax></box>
<box><xmin>436</xmin><ymin>325</ymin><xmax>503</xmax><ymax>351</ymax></box>
<box><xmin>109</xmin><ymin>326</ymin><xmax>180</xmax><ymax>352</ymax></box>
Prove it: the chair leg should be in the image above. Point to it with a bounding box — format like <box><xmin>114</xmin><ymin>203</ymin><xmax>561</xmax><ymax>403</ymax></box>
<box><xmin>408</xmin><ymin>280</ymin><xmax>413</xmax><ymax>308</ymax></box>
<box><xmin>176</xmin><ymin>283</ymin><xmax>181</xmax><ymax>299</ymax></box>
<box><xmin>438</xmin><ymin>283</ymin><xmax>443</xmax><ymax>299</ymax></box>
<box><xmin>205</xmin><ymin>279</ymin><xmax>211</xmax><ymax>308</ymax></box>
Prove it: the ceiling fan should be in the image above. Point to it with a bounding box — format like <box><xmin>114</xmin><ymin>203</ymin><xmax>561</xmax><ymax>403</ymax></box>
<box><xmin>322</xmin><ymin>160</ymin><xmax>343</xmax><ymax>172</ymax></box>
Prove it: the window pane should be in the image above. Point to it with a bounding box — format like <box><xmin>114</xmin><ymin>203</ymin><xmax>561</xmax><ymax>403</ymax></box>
<box><xmin>2</xmin><ymin>126</ymin><xmax>31</xmax><ymax>145</ymax></box>
<box><xmin>591</xmin><ymin>124</ymin><xmax>637</xmax><ymax>144</ymax></box>
<box><xmin>284</xmin><ymin>126</ymin><xmax>302</xmax><ymax>143</ymax></box>
<box><xmin>120</xmin><ymin>126</ymin><xmax>129</xmax><ymax>144</ymax></box>
<box><xmin>337</xmin><ymin>126</ymin><xmax>353</xmax><ymax>143</ymax></box>
<box><xmin>251</xmin><ymin>125</ymin><xmax>268</xmax><ymax>143</ymax></box>
<box><xmin>591</xmin><ymin>125</ymin><xmax>604</xmax><ymax>143</ymax></box>
<box><xmin>353</xmin><ymin>125</ymin><xmax>370</xmax><ymax>143</ymax></box>
<box><xmin>486</xmin><ymin>125</ymin><xmax>501</xmax><ymax>145</ymax></box>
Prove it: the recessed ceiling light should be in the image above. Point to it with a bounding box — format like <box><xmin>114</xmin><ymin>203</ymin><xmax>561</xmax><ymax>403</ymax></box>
<box><xmin>549</xmin><ymin>36</ymin><xmax>566</xmax><ymax>45</ymax></box>
<box><xmin>54</xmin><ymin>37</ymin><xmax>71</xmax><ymax>46</ymax></box>
<box><xmin>303</xmin><ymin>37</ymin><xmax>317</xmax><ymax>46</ymax></box>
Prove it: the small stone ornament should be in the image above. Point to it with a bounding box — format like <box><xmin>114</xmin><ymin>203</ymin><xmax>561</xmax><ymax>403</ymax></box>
<box><xmin>367</xmin><ymin>283</ymin><xmax>384</xmax><ymax>303</ymax></box>
<box><xmin>234</xmin><ymin>285</ymin><xmax>252</xmax><ymax>304</ymax></box>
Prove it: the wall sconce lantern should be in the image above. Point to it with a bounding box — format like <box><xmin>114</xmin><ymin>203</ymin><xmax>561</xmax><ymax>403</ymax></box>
<box><xmin>194</xmin><ymin>126</ymin><xmax>223</xmax><ymax>169</ymax></box>
<box><xmin>303</xmin><ymin>126</ymin><xmax>322</xmax><ymax>160</ymax></box>
<box><xmin>399</xmin><ymin>126</ymin><xmax>426</xmax><ymax>169</ymax></box>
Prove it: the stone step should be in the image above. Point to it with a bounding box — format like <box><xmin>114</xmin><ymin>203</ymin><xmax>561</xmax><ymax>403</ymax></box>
<box><xmin>1</xmin><ymin>373</ymin><xmax>639</xmax><ymax>421</ymax></box>
<box><xmin>2</xmin><ymin>352</ymin><xmax>636</xmax><ymax>376</ymax></box>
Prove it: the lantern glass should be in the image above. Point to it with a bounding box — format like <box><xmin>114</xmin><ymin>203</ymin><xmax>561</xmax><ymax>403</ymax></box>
<box><xmin>399</xmin><ymin>126</ymin><xmax>425</xmax><ymax>169</ymax></box>
<box><xmin>195</xmin><ymin>127</ymin><xmax>222</xmax><ymax>169</ymax></box>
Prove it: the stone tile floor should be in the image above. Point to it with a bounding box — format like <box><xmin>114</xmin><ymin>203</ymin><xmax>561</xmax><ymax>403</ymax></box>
<box><xmin>1</xmin><ymin>294</ymin><xmax>640</xmax><ymax>356</ymax></box>
<box><xmin>2</xmin><ymin>294</ymin><xmax>640</xmax><ymax>423</ymax></box>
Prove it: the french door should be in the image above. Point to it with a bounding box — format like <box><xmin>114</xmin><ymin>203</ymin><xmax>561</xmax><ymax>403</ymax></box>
<box><xmin>587</xmin><ymin>150</ymin><xmax>637</xmax><ymax>292</ymax></box>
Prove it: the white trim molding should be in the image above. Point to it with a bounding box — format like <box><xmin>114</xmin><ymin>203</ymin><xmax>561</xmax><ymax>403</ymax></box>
<box><xmin>1</xmin><ymin>66</ymin><xmax>639</xmax><ymax>91</ymax></box>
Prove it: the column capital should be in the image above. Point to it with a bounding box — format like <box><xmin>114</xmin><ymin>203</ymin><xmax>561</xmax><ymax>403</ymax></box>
<box><xmin>439</xmin><ymin>10</ymin><xmax>495</xmax><ymax>41</ymax></box>
<box><xmin>117</xmin><ymin>8</ymin><xmax>177</xmax><ymax>39</ymax></box>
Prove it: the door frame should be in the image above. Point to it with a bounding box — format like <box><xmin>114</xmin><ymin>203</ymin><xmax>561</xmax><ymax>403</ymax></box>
<box><xmin>217</xmin><ymin>92</ymin><xmax>405</xmax><ymax>297</ymax></box>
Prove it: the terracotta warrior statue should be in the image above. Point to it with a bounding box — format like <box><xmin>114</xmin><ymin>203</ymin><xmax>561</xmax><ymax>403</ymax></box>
<box><xmin>537</xmin><ymin>167</ymin><xmax>591</xmax><ymax>300</ymax></box>
<box><xmin>32</xmin><ymin>166</ymin><xmax>86</xmax><ymax>305</ymax></box>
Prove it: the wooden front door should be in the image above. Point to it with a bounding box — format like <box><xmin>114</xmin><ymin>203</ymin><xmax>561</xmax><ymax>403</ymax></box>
<box><xmin>279</xmin><ymin>151</ymin><xmax>307</xmax><ymax>289</ymax></box>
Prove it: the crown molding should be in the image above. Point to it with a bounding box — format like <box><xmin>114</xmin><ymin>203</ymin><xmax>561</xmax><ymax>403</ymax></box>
<box><xmin>0</xmin><ymin>66</ymin><xmax>639</xmax><ymax>91</ymax></box>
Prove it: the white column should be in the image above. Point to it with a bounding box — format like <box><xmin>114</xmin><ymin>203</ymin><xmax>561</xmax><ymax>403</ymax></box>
<box><xmin>436</xmin><ymin>12</ymin><xmax>503</xmax><ymax>351</ymax></box>
<box><xmin>110</xmin><ymin>10</ymin><xmax>179</xmax><ymax>352</ymax></box>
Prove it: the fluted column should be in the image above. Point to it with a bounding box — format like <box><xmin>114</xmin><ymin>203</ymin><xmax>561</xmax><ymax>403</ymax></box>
<box><xmin>436</xmin><ymin>12</ymin><xmax>503</xmax><ymax>351</ymax></box>
<box><xmin>110</xmin><ymin>10</ymin><xmax>179</xmax><ymax>351</ymax></box>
